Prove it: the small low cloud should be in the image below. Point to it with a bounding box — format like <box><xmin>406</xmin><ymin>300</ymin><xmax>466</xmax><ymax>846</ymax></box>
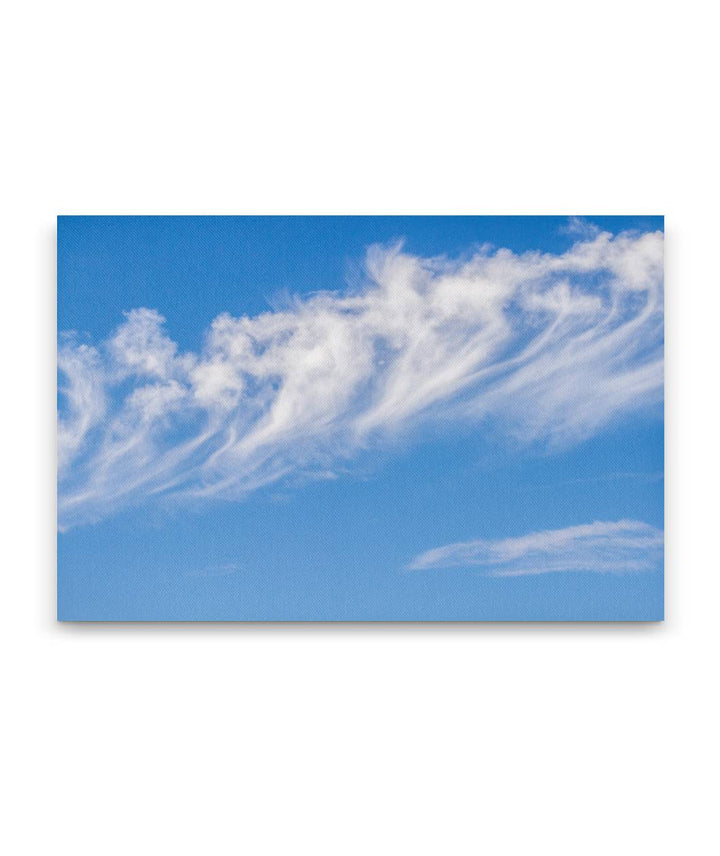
<box><xmin>560</xmin><ymin>217</ymin><xmax>602</xmax><ymax>239</ymax></box>
<box><xmin>185</xmin><ymin>562</ymin><xmax>241</xmax><ymax>578</ymax></box>
<box><xmin>407</xmin><ymin>520</ymin><xmax>663</xmax><ymax>576</ymax></box>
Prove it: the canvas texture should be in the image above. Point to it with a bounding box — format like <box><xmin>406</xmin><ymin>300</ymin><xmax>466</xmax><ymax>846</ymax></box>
<box><xmin>57</xmin><ymin>216</ymin><xmax>664</xmax><ymax>620</ymax></box>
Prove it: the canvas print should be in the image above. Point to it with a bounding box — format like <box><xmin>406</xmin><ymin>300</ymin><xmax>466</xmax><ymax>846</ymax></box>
<box><xmin>57</xmin><ymin>216</ymin><xmax>664</xmax><ymax>621</ymax></box>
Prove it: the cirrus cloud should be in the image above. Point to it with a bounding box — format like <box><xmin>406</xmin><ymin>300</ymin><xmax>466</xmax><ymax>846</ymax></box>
<box><xmin>58</xmin><ymin>225</ymin><xmax>663</xmax><ymax>529</ymax></box>
<box><xmin>407</xmin><ymin>520</ymin><xmax>664</xmax><ymax>576</ymax></box>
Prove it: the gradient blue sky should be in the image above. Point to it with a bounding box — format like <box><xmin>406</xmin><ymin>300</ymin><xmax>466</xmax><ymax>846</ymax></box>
<box><xmin>57</xmin><ymin>216</ymin><xmax>664</xmax><ymax>620</ymax></box>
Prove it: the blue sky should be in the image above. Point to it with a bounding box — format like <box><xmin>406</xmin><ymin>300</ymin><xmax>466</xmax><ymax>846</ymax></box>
<box><xmin>57</xmin><ymin>216</ymin><xmax>664</xmax><ymax>620</ymax></box>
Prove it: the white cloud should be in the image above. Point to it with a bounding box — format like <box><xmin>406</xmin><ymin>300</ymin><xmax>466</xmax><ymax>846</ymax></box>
<box><xmin>407</xmin><ymin>520</ymin><xmax>664</xmax><ymax>575</ymax></box>
<box><xmin>58</xmin><ymin>225</ymin><xmax>664</xmax><ymax>528</ymax></box>
<box><xmin>57</xmin><ymin>340</ymin><xmax>106</xmax><ymax>475</ymax></box>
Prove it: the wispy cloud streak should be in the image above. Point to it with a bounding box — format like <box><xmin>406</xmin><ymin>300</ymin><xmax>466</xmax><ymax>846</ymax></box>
<box><xmin>407</xmin><ymin>520</ymin><xmax>664</xmax><ymax>575</ymax></box>
<box><xmin>58</xmin><ymin>226</ymin><xmax>663</xmax><ymax>528</ymax></box>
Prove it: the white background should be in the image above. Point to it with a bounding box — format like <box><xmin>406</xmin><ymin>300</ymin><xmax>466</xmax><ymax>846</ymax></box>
<box><xmin>2</xmin><ymin>1</ymin><xmax>718</xmax><ymax>853</ymax></box>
